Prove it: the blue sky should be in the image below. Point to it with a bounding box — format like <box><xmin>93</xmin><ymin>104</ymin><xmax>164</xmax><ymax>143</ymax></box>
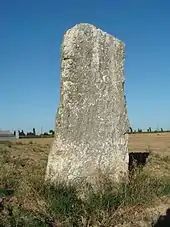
<box><xmin>1</xmin><ymin>0</ymin><xmax>170</xmax><ymax>133</ymax></box>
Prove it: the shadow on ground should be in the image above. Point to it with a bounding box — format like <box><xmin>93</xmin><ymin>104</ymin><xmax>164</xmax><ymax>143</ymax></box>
<box><xmin>153</xmin><ymin>208</ymin><xmax>170</xmax><ymax>227</ymax></box>
<box><xmin>128</xmin><ymin>152</ymin><xmax>149</xmax><ymax>171</ymax></box>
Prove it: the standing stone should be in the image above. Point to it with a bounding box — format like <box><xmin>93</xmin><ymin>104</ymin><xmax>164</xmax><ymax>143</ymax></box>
<box><xmin>45</xmin><ymin>23</ymin><xmax>129</xmax><ymax>187</ymax></box>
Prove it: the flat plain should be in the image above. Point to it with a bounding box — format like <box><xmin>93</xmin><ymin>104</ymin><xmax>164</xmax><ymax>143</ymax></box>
<box><xmin>0</xmin><ymin>133</ymin><xmax>170</xmax><ymax>226</ymax></box>
<box><xmin>17</xmin><ymin>132</ymin><xmax>170</xmax><ymax>151</ymax></box>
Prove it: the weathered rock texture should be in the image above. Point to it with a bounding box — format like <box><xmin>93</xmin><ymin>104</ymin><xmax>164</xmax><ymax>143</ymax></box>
<box><xmin>45</xmin><ymin>23</ymin><xmax>129</xmax><ymax>186</ymax></box>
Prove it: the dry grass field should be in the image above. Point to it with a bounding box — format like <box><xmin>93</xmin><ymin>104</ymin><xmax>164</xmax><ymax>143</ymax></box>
<box><xmin>18</xmin><ymin>132</ymin><xmax>170</xmax><ymax>152</ymax></box>
<box><xmin>0</xmin><ymin>133</ymin><xmax>170</xmax><ymax>226</ymax></box>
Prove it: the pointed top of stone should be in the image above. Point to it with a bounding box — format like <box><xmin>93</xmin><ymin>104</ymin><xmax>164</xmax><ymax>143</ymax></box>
<box><xmin>64</xmin><ymin>23</ymin><xmax>123</xmax><ymax>45</ymax></box>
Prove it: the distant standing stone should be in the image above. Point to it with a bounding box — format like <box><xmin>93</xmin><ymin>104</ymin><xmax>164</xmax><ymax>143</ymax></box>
<box><xmin>45</xmin><ymin>23</ymin><xmax>129</xmax><ymax>187</ymax></box>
